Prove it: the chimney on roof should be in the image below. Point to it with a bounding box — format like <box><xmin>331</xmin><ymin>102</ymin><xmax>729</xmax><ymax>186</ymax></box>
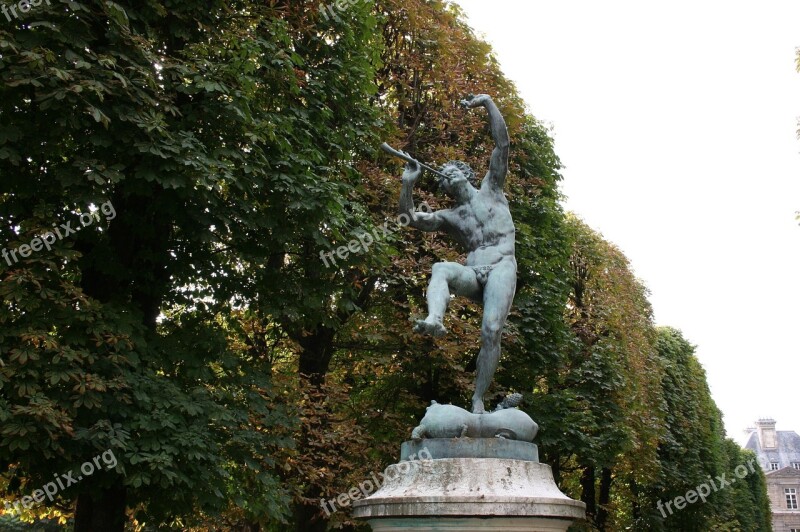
<box><xmin>755</xmin><ymin>418</ymin><xmax>777</xmax><ymax>450</ymax></box>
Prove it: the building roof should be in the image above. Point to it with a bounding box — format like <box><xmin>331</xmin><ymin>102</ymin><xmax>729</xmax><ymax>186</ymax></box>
<box><xmin>765</xmin><ymin>466</ymin><xmax>800</xmax><ymax>479</ymax></box>
<box><xmin>745</xmin><ymin>430</ymin><xmax>800</xmax><ymax>469</ymax></box>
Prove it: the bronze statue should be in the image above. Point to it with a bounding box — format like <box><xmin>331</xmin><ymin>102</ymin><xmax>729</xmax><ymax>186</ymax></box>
<box><xmin>390</xmin><ymin>93</ymin><xmax>516</xmax><ymax>414</ymax></box>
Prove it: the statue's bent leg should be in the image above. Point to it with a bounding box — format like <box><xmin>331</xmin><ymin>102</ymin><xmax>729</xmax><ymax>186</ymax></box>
<box><xmin>414</xmin><ymin>262</ymin><xmax>479</xmax><ymax>337</ymax></box>
<box><xmin>472</xmin><ymin>259</ymin><xmax>516</xmax><ymax>414</ymax></box>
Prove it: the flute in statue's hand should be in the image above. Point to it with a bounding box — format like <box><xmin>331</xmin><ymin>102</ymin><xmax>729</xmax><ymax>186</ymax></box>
<box><xmin>380</xmin><ymin>142</ymin><xmax>448</xmax><ymax>180</ymax></box>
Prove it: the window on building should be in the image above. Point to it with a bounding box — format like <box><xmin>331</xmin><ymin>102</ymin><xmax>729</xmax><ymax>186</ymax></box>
<box><xmin>770</xmin><ymin>462</ymin><xmax>780</xmax><ymax>470</ymax></box>
<box><xmin>793</xmin><ymin>462</ymin><xmax>800</xmax><ymax>470</ymax></box>
<box><xmin>786</xmin><ymin>488</ymin><xmax>798</xmax><ymax>510</ymax></box>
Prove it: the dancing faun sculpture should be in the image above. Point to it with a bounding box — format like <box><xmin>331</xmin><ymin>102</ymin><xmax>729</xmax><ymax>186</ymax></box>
<box><xmin>356</xmin><ymin>98</ymin><xmax>586</xmax><ymax>529</ymax></box>
<box><xmin>394</xmin><ymin>93</ymin><xmax>516</xmax><ymax>415</ymax></box>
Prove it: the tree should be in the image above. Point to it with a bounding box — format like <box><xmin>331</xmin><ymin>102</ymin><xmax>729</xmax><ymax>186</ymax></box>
<box><xmin>529</xmin><ymin>215</ymin><xmax>661</xmax><ymax>531</ymax></box>
<box><xmin>274</xmin><ymin>0</ymin><xmax>574</xmax><ymax>528</ymax></box>
<box><xmin>636</xmin><ymin>327</ymin><xmax>771</xmax><ymax>532</ymax></box>
<box><xmin>1</xmin><ymin>0</ymin><xmax>380</xmax><ymax>529</ymax></box>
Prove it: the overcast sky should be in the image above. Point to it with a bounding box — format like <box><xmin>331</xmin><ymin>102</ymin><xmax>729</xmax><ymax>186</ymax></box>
<box><xmin>454</xmin><ymin>0</ymin><xmax>800</xmax><ymax>442</ymax></box>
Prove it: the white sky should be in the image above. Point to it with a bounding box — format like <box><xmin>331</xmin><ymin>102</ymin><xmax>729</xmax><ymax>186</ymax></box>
<box><xmin>455</xmin><ymin>0</ymin><xmax>800</xmax><ymax>442</ymax></box>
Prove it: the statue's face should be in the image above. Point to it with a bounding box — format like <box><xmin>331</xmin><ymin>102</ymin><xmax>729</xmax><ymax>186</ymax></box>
<box><xmin>439</xmin><ymin>164</ymin><xmax>469</xmax><ymax>196</ymax></box>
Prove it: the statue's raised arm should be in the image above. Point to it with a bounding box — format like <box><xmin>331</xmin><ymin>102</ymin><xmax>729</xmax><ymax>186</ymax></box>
<box><xmin>397</xmin><ymin>158</ymin><xmax>449</xmax><ymax>232</ymax></box>
<box><xmin>461</xmin><ymin>94</ymin><xmax>509</xmax><ymax>191</ymax></box>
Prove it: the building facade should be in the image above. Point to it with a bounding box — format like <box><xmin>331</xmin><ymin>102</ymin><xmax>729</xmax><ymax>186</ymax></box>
<box><xmin>744</xmin><ymin>419</ymin><xmax>800</xmax><ymax>532</ymax></box>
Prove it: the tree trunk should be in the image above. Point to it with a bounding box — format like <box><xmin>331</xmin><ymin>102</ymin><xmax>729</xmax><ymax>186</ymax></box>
<box><xmin>75</xmin><ymin>186</ymin><xmax>175</xmax><ymax>528</ymax></box>
<box><xmin>298</xmin><ymin>326</ymin><xmax>337</xmax><ymax>387</ymax></box>
<box><xmin>73</xmin><ymin>487</ymin><xmax>127</xmax><ymax>532</ymax></box>
<box><xmin>290</xmin><ymin>392</ymin><xmax>331</xmax><ymax>532</ymax></box>
<box><xmin>596</xmin><ymin>467</ymin><xmax>613</xmax><ymax>531</ymax></box>
<box><xmin>549</xmin><ymin>452</ymin><xmax>562</xmax><ymax>485</ymax></box>
<box><xmin>292</xmin><ymin>326</ymin><xmax>339</xmax><ymax>532</ymax></box>
<box><xmin>293</xmin><ymin>498</ymin><xmax>328</xmax><ymax>532</ymax></box>
<box><xmin>290</xmin><ymin>266</ymin><xmax>376</xmax><ymax>530</ymax></box>
<box><xmin>629</xmin><ymin>478</ymin><xmax>641</xmax><ymax>522</ymax></box>
<box><xmin>580</xmin><ymin>465</ymin><xmax>596</xmax><ymax>522</ymax></box>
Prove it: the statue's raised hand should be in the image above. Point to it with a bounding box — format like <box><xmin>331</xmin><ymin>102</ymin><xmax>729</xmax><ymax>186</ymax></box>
<box><xmin>402</xmin><ymin>159</ymin><xmax>422</xmax><ymax>183</ymax></box>
<box><xmin>460</xmin><ymin>93</ymin><xmax>491</xmax><ymax>109</ymax></box>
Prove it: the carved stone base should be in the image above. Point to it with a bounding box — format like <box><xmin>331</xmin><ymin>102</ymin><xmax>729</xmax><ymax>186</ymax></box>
<box><xmin>353</xmin><ymin>457</ymin><xmax>585</xmax><ymax>531</ymax></box>
<box><xmin>360</xmin><ymin>517</ymin><xmax>581</xmax><ymax>531</ymax></box>
<box><xmin>402</xmin><ymin>438</ymin><xmax>539</xmax><ymax>462</ymax></box>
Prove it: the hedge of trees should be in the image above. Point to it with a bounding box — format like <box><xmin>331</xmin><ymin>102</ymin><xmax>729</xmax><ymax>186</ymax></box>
<box><xmin>0</xmin><ymin>1</ymin><xmax>770</xmax><ymax>530</ymax></box>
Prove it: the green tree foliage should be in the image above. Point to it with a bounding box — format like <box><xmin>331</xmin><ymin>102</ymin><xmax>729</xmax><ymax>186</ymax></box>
<box><xmin>1</xmin><ymin>0</ymin><xmax>380</xmax><ymax>529</ymax></box>
<box><xmin>629</xmin><ymin>327</ymin><xmax>772</xmax><ymax>532</ymax></box>
<box><xmin>531</xmin><ymin>227</ymin><xmax>770</xmax><ymax>532</ymax></box>
<box><xmin>712</xmin><ymin>442</ymin><xmax>772</xmax><ymax>532</ymax></box>
<box><xmin>530</xmin><ymin>215</ymin><xmax>662</xmax><ymax>531</ymax></box>
<box><xmin>642</xmin><ymin>327</ymin><xmax>727</xmax><ymax>530</ymax></box>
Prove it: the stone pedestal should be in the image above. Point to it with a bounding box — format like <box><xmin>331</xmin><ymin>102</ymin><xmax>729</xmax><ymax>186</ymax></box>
<box><xmin>353</xmin><ymin>439</ymin><xmax>585</xmax><ymax>532</ymax></box>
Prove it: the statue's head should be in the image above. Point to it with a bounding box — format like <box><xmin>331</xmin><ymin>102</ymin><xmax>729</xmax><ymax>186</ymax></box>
<box><xmin>438</xmin><ymin>160</ymin><xmax>477</xmax><ymax>198</ymax></box>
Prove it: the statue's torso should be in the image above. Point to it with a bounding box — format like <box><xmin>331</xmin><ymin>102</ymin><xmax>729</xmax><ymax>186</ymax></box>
<box><xmin>443</xmin><ymin>187</ymin><xmax>515</xmax><ymax>266</ymax></box>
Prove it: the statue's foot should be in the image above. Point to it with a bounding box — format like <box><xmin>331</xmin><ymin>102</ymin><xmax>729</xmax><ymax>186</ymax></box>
<box><xmin>413</xmin><ymin>319</ymin><xmax>447</xmax><ymax>338</ymax></box>
<box><xmin>471</xmin><ymin>398</ymin><xmax>485</xmax><ymax>414</ymax></box>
